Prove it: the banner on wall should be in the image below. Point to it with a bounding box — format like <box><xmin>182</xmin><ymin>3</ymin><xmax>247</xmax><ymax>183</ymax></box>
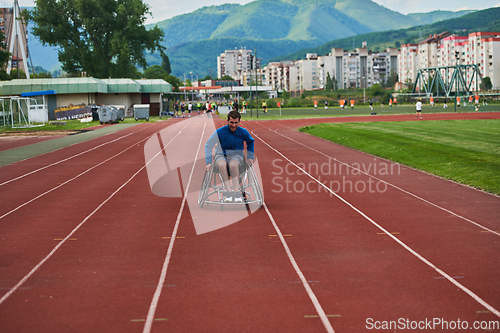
<box><xmin>55</xmin><ymin>104</ymin><xmax>92</xmax><ymax>120</ymax></box>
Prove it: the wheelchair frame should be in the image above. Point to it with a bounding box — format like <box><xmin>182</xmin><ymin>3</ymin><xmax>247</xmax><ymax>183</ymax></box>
<box><xmin>198</xmin><ymin>161</ymin><xmax>264</xmax><ymax>209</ymax></box>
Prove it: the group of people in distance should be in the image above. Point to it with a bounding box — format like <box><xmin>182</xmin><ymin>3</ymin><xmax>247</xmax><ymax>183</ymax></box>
<box><xmin>169</xmin><ymin>99</ymin><xmax>248</xmax><ymax>118</ymax></box>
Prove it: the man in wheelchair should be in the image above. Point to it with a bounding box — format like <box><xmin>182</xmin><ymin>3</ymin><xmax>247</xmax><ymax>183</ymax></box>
<box><xmin>205</xmin><ymin>110</ymin><xmax>254</xmax><ymax>203</ymax></box>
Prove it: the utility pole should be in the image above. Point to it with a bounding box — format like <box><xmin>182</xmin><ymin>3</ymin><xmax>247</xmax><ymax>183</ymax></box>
<box><xmin>249</xmin><ymin>54</ymin><xmax>253</xmax><ymax>117</ymax></box>
<box><xmin>255</xmin><ymin>48</ymin><xmax>258</xmax><ymax>118</ymax></box>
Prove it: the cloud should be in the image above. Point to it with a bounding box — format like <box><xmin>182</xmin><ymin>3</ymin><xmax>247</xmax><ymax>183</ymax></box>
<box><xmin>144</xmin><ymin>0</ymin><xmax>252</xmax><ymax>23</ymax></box>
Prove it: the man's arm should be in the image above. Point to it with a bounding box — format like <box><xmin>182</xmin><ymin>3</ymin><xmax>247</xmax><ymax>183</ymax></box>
<box><xmin>244</xmin><ymin>130</ymin><xmax>255</xmax><ymax>164</ymax></box>
<box><xmin>205</xmin><ymin>131</ymin><xmax>219</xmax><ymax>168</ymax></box>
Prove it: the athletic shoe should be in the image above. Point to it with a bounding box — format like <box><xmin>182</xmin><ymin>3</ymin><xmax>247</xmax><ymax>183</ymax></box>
<box><xmin>234</xmin><ymin>196</ymin><xmax>243</xmax><ymax>203</ymax></box>
<box><xmin>224</xmin><ymin>196</ymin><xmax>233</xmax><ymax>203</ymax></box>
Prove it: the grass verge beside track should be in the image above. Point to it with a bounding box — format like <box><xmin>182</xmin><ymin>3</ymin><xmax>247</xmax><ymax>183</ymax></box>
<box><xmin>300</xmin><ymin>119</ymin><xmax>500</xmax><ymax>195</ymax></box>
<box><xmin>0</xmin><ymin>116</ymin><xmax>168</xmax><ymax>135</ymax></box>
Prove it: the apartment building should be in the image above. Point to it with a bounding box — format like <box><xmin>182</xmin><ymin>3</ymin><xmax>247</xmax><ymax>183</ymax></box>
<box><xmin>263</xmin><ymin>61</ymin><xmax>294</xmax><ymax>92</ymax></box>
<box><xmin>466</xmin><ymin>32</ymin><xmax>500</xmax><ymax>90</ymax></box>
<box><xmin>399</xmin><ymin>44</ymin><xmax>418</xmax><ymax>84</ymax></box>
<box><xmin>217</xmin><ymin>48</ymin><xmax>260</xmax><ymax>80</ymax></box>
<box><xmin>285</xmin><ymin>48</ymin><xmax>397</xmax><ymax>93</ymax></box>
<box><xmin>398</xmin><ymin>31</ymin><xmax>500</xmax><ymax>90</ymax></box>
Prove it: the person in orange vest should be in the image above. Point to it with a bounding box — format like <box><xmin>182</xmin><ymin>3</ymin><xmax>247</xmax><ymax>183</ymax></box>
<box><xmin>339</xmin><ymin>99</ymin><xmax>345</xmax><ymax>109</ymax></box>
<box><xmin>456</xmin><ymin>96</ymin><xmax>461</xmax><ymax>108</ymax></box>
<box><xmin>389</xmin><ymin>98</ymin><xmax>392</xmax><ymax>108</ymax></box>
<box><xmin>475</xmin><ymin>94</ymin><xmax>479</xmax><ymax>107</ymax></box>
<box><xmin>313</xmin><ymin>100</ymin><xmax>318</xmax><ymax>110</ymax></box>
<box><xmin>430</xmin><ymin>96</ymin><xmax>435</xmax><ymax>108</ymax></box>
<box><xmin>393</xmin><ymin>97</ymin><xmax>397</xmax><ymax>106</ymax></box>
<box><xmin>350</xmin><ymin>99</ymin><xmax>355</xmax><ymax>109</ymax></box>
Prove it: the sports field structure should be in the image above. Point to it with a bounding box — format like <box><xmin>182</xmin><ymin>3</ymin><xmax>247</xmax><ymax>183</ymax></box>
<box><xmin>0</xmin><ymin>110</ymin><xmax>499</xmax><ymax>332</ymax></box>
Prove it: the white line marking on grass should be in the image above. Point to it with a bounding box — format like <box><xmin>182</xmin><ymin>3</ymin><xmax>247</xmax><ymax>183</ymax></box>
<box><xmin>142</xmin><ymin>123</ymin><xmax>207</xmax><ymax>333</ymax></box>
<box><xmin>0</xmin><ymin>124</ymin><xmax>152</xmax><ymax>186</ymax></box>
<box><xmin>269</xmin><ymin>126</ymin><xmax>500</xmax><ymax>237</ymax></box>
<box><xmin>252</xmin><ymin>129</ymin><xmax>500</xmax><ymax>319</ymax></box>
<box><xmin>263</xmin><ymin>203</ymin><xmax>335</xmax><ymax>333</ymax></box>
<box><xmin>0</xmin><ymin>127</ymin><xmax>186</xmax><ymax>306</ymax></box>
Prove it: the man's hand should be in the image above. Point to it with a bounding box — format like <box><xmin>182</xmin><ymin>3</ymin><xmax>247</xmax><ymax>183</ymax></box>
<box><xmin>247</xmin><ymin>159</ymin><xmax>253</xmax><ymax>166</ymax></box>
<box><xmin>206</xmin><ymin>163</ymin><xmax>212</xmax><ymax>171</ymax></box>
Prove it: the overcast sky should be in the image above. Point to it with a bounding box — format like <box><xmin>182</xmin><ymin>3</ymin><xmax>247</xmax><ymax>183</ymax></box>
<box><xmin>10</xmin><ymin>0</ymin><xmax>500</xmax><ymax>24</ymax></box>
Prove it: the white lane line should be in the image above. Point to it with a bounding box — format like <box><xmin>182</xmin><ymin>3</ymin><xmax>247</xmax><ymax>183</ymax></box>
<box><xmin>143</xmin><ymin>122</ymin><xmax>207</xmax><ymax>333</ymax></box>
<box><xmin>0</xmin><ymin>126</ymin><xmax>185</xmax><ymax>306</ymax></box>
<box><xmin>0</xmin><ymin>124</ymin><xmax>152</xmax><ymax>187</ymax></box>
<box><xmin>268</xmin><ymin>126</ymin><xmax>500</xmax><ymax>237</ymax></box>
<box><xmin>0</xmin><ymin>132</ymin><xmax>152</xmax><ymax>221</ymax></box>
<box><xmin>263</xmin><ymin>203</ymin><xmax>335</xmax><ymax>333</ymax></box>
<box><xmin>252</xmin><ymin>130</ymin><xmax>500</xmax><ymax>319</ymax></box>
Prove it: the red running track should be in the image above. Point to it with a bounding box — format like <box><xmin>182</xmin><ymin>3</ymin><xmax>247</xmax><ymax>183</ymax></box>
<box><xmin>0</xmin><ymin>113</ymin><xmax>499</xmax><ymax>332</ymax></box>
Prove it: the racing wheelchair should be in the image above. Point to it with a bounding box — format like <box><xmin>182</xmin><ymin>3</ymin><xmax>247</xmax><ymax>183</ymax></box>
<box><xmin>198</xmin><ymin>156</ymin><xmax>263</xmax><ymax>210</ymax></box>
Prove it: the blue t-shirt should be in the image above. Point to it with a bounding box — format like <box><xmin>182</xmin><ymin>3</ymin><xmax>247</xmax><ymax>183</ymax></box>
<box><xmin>205</xmin><ymin>125</ymin><xmax>255</xmax><ymax>164</ymax></box>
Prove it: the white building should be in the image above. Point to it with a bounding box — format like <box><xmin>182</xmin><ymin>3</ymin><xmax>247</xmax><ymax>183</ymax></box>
<box><xmin>217</xmin><ymin>48</ymin><xmax>260</xmax><ymax>80</ymax></box>
<box><xmin>399</xmin><ymin>44</ymin><xmax>418</xmax><ymax>84</ymax></box>
<box><xmin>263</xmin><ymin>61</ymin><xmax>294</xmax><ymax>92</ymax></box>
<box><xmin>287</xmin><ymin>48</ymin><xmax>398</xmax><ymax>93</ymax></box>
<box><xmin>466</xmin><ymin>32</ymin><xmax>500</xmax><ymax>90</ymax></box>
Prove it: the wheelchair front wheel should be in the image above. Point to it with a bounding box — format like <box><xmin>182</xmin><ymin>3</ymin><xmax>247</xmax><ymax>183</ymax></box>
<box><xmin>198</xmin><ymin>168</ymin><xmax>212</xmax><ymax>207</ymax></box>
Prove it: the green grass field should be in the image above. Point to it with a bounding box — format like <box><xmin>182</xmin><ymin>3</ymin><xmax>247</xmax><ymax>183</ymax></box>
<box><xmin>299</xmin><ymin>119</ymin><xmax>500</xmax><ymax>195</ymax></box>
<box><xmin>241</xmin><ymin>103</ymin><xmax>499</xmax><ymax>120</ymax></box>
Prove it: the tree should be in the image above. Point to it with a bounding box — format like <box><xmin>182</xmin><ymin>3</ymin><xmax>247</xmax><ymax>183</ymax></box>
<box><xmin>219</xmin><ymin>75</ymin><xmax>234</xmax><ymax>81</ymax></box>
<box><xmin>483</xmin><ymin>77</ymin><xmax>492</xmax><ymax>90</ymax></box>
<box><xmin>0</xmin><ymin>29</ymin><xmax>9</xmax><ymax>70</ymax></box>
<box><xmin>143</xmin><ymin>65</ymin><xmax>166</xmax><ymax>80</ymax></box>
<box><xmin>165</xmin><ymin>75</ymin><xmax>181</xmax><ymax>92</ymax></box>
<box><xmin>162</xmin><ymin>54</ymin><xmax>171</xmax><ymax>75</ymax></box>
<box><xmin>24</xmin><ymin>0</ymin><xmax>165</xmax><ymax>78</ymax></box>
<box><xmin>325</xmin><ymin>72</ymin><xmax>334</xmax><ymax>91</ymax></box>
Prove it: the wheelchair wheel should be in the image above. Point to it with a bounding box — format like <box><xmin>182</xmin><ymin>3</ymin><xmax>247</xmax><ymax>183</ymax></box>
<box><xmin>248</xmin><ymin>165</ymin><xmax>263</xmax><ymax>204</ymax></box>
<box><xmin>198</xmin><ymin>168</ymin><xmax>212</xmax><ymax>208</ymax></box>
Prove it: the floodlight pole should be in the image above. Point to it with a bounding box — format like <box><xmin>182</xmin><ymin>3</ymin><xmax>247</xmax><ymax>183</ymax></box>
<box><xmin>255</xmin><ymin>48</ymin><xmax>258</xmax><ymax>118</ymax></box>
<box><xmin>7</xmin><ymin>0</ymin><xmax>30</xmax><ymax>79</ymax></box>
<box><xmin>190</xmin><ymin>72</ymin><xmax>193</xmax><ymax>102</ymax></box>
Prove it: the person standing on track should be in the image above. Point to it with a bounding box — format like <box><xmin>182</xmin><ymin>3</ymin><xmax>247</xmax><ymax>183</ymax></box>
<box><xmin>205</xmin><ymin>110</ymin><xmax>255</xmax><ymax>203</ymax></box>
<box><xmin>416</xmin><ymin>98</ymin><xmax>422</xmax><ymax>119</ymax></box>
<box><xmin>206</xmin><ymin>100</ymin><xmax>213</xmax><ymax>118</ymax></box>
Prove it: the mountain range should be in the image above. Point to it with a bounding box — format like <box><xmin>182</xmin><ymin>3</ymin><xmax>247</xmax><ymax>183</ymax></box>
<box><xmin>270</xmin><ymin>6</ymin><xmax>500</xmax><ymax>63</ymax></box>
<box><xmin>24</xmin><ymin>0</ymin><xmax>479</xmax><ymax>77</ymax></box>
